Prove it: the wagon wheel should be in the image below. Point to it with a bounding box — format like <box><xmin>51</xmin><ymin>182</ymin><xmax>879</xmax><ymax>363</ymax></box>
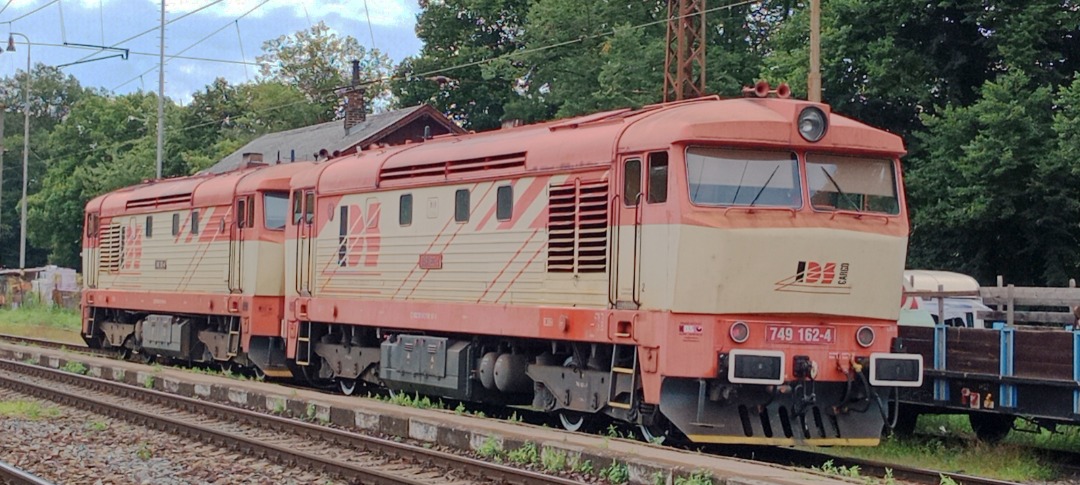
<box><xmin>969</xmin><ymin>413</ymin><xmax>1014</xmax><ymax>444</ymax></box>
<box><xmin>557</xmin><ymin>356</ymin><xmax>590</xmax><ymax>432</ymax></box>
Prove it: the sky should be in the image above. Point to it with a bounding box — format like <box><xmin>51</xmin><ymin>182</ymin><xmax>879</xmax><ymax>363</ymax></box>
<box><xmin>0</xmin><ymin>0</ymin><xmax>423</xmax><ymax>103</ymax></box>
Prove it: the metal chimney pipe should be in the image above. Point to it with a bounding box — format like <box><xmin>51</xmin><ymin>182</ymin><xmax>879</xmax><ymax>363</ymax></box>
<box><xmin>351</xmin><ymin>60</ymin><xmax>360</xmax><ymax>86</ymax></box>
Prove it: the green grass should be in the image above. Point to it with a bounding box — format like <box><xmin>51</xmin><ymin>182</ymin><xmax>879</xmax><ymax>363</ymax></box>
<box><xmin>0</xmin><ymin>302</ymin><xmax>83</xmax><ymax>344</ymax></box>
<box><xmin>0</xmin><ymin>399</ymin><xmax>62</xmax><ymax>420</ymax></box>
<box><xmin>815</xmin><ymin>415</ymin><xmax>1062</xmax><ymax>483</ymax></box>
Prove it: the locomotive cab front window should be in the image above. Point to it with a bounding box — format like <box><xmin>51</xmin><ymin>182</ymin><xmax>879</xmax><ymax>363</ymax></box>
<box><xmin>686</xmin><ymin>148</ymin><xmax>801</xmax><ymax>207</ymax></box>
<box><xmin>264</xmin><ymin>192</ymin><xmax>288</xmax><ymax>230</ymax></box>
<box><xmin>806</xmin><ymin>154</ymin><xmax>899</xmax><ymax>214</ymax></box>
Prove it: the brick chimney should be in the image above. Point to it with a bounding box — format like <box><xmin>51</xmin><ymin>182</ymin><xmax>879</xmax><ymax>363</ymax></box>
<box><xmin>344</xmin><ymin>59</ymin><xmax>367</xmax><ymax>133</ymax></box>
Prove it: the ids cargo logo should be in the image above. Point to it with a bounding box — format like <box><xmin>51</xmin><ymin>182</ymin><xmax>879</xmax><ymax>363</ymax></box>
<box><xmin>774</xmin><ymin>261</ymin><xmax>852</xmax><ymax>294</ymax></box>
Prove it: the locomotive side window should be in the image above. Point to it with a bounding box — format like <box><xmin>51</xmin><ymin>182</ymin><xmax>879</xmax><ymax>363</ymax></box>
<box><xmin>455</xmin><ymin>189</ymin><xmax>470</xmax><ymax>222</ymax></box>
<box><xmin>237</xmin><ymin>198</ymin><xmax>248</xmax><ymax>228</ymax></box>
<box><xmin>647</xmin><ymin>152</ymin><xmax>668</xmax><ymax>203</ymax></box>
<box><xmin>264</xmin><ymin>192</ymin><xmax>288</xmax><ymax>230</ymax></box>
<box><xmin>623</xmin><ymin>158</ymin><xmax>641</xmax><ymax>206</ymax></box>
<box><xmin>685</xmin><ymin>147</ymin><xmax>800</xmax><ymax>207</ymax></box>
<box><xmin>191</xmin><ymin>210</ymin><xmax>200</xmax><ymax>235</ymax></box>
<box><xmin>399</xmin><ymin>194</ymin><xmax>413</xmax><ymax>226</ymax></box>
<box><xmin>172</xmin><ymin>213</ymin><xmax>179</xmax><ymax>236</ymax></box>
<box><xmin>292</xmin><ymin>190</ymin><xmax>303</xmax><ymax>224</ymax></box>
<box><xmin>304</xmin><ymin>191</ymin><xmax>315</xmax><ymax>224</ymax></box>
<box><xmin>86</xmin><ymin>213</ymin><xmax>99</xmax><ymax>237</ymax></box>
<box><xmin>338</xmin><ymin>206</ymin><xmax>349</xmax><ymax>267</ymax></box>
<box><xmin>496</xmin><ymin>185</ymin><xmax>513</xmax><ymax>221</ymax></box>
<box><xmin>806</xmin><ymin>154</ymin><xmax>900</xmax><ymax>214</ymax></box>
<box><xmin>145</xmin><ymin>216</ymin><xmax>153</xmax><ymax>238</ymax></box>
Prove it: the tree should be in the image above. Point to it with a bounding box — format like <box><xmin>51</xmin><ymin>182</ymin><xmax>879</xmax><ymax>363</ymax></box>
<box><xmin>391</xmin><ymin>0</ymin><xmax>532</xmax><ymax>130</ymax></box>
<box><xmin>905</xmin><ymin>71</ymin><xmax>1068</xmax><ymax>284</ymax></box>
<box><xmin>0</xmin><ymin>64</ymin><xmax>92</xmax><ymax>268</ymax></box>
<box><xmin>174</xmin><ymin>78</ymin><xmax>326</xmax><ymax>173</ymax></box>
<box><xmin>27</xmin><ymin>92</ymin><xmax>163</xmax><ymax>267</ymax></box>
<box><xmin>258</xmin><ymin>21</ymin><xmax>393</xmax><ymax>117</ymax></box>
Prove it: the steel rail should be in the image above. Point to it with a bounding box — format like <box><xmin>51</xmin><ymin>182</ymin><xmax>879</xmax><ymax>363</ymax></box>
<box><xmin>0</xmin><ymin>359</ymin><xmax>581</xmax><ymax>485</ymax></box>
<box><xmin>0</xmin><ymin>334</ymin><xmax>113</xmax><ymax>358</ymax></box>
<box><xmin>0</xmin><ymin>459</ymin><xmax>56</xmax><ymax>485</ymax></box>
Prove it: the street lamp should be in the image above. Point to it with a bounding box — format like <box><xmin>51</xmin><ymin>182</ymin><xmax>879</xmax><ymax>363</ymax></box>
<box><xmin>8</xmin><ymin>32</ymin><xmax>30</xmax><ymax>270</ymax></box>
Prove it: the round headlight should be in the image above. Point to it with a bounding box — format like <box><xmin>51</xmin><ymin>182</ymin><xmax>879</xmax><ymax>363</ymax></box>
<box><xmin>798</xmin><ymin>106</ymin><xmax>828</xmax><ymax>142</ymax></box>
<box><xmin>730</xmin><ymin>321</ymin><xmax>750</xmax><ymax>343</ymax></box>
<box><xmin>856</xmin><ymin>326</ymin><xmax>875</xmax><ymax>348</ymax></box>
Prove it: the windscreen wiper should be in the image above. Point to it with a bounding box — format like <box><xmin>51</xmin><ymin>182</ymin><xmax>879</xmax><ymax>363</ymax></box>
<box><xmin>820</xmin><ymin>167</ymin><xmax>861</xmax><ymax>212</ymax></box>
<box><xmin>748</xmin><ymin>164</ymin><xmax>780</xmax><ymax>207</ymax></box>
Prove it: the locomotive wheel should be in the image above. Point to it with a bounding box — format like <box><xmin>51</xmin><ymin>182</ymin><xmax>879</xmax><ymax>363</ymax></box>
<box><xmin>218</xmin><ymin>361</ymin><xmax>237</xmax><ymax>375</ymax></box>
<box><xmin>969</xmin><ymin>413</ymin><xmax>1014</xmax><ymax>444</ymax></box>
<box><xmin>339</xmin><ymin>378</ymin><xmax>358</xmax><ymax>396</ymax></box>
<box><xmin>557</xmin><ymin>356</ymin><xmax>590</xmax><ymax>432</ymax></box>
<box><xmin>638</xmin><ymin>414</ymin><xmax>679</xmax><ymax>445</ymax></box>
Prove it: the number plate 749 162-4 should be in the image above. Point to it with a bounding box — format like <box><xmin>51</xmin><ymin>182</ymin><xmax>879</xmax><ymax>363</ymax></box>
<box><xmin>766</xmin><ymin>325</ymin><xmax>835</xmax><ymax>344</ymax></box>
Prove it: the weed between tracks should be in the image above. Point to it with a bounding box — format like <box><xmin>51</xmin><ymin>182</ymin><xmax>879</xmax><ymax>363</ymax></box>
<box><xmin>814</xmin><ymin>414</ymin><xmax>1060</xmax><ymax>483</ymax></box>
<box><xmin>0</xmin><ymin>399</ymin><xmax>62</xmax><ymax>420</ymax></box>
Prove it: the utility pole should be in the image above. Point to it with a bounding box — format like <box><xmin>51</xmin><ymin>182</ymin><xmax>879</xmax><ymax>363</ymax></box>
<box><xmin>156</xmin><ymin>0</ymin><xmax>165</xmax><ymax>179</ymax></box>
<box><xmin>808</xmin><ymin>0</ymin><xmax>822</xmax><ymax>102</ymax></box>
<box><xmin>663</xmin><ymin>0</ymin><xmax>706</xmax><ymax>102</ymax></box>
<box><xmin>0</xmin><ymin>106</ymin><xmax>4</xmax><ymax>268</ymax></box>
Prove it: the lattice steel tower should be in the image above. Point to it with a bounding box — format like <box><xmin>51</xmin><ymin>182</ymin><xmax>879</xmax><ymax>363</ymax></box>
<box><xmin>663</xmin><ymin>0</ymin><xmax>707</xmax><ymax>102</ymax></box>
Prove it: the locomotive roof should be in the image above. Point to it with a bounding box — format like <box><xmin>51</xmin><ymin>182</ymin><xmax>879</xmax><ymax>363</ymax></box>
<box><xmin>88</xmin><ymin>162</ymin><xmax>314</xmax><ymax>216</ymax></box>
<box><xmin>298</xmin><ymin>96</ymin><xmax>905</xmax><ymax>194</ymax></box>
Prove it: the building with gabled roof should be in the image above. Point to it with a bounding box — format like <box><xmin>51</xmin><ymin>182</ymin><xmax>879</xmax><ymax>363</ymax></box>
<box><xmin>204</xmin><ymin>104</ymin><xmax>464</xmax><ymax>174</ymax></box>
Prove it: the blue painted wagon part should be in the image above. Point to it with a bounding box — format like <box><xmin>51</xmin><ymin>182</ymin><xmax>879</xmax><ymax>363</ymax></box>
<box><xmin>1074</xmin><ymin>329</ymin><xmax>1080</xmax><ymax>417</ymax></box>
<box><xmin>998</xmin><ymin>326</ymin><xmax>1016</xmax><ymax>409</ymax></box>
<box><xmin>933</xmin><ymin>324</ymin><xmax>948</xmax><ymax>402</ymax></box>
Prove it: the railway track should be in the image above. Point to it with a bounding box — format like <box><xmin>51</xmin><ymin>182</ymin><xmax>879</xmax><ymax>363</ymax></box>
<box><xmin>6</xmin><ymin>334</ymin><xmax>1077</xmax><ymax>484</ymax></box>
<box><xmin>0</xmin><ymin>358</ymin><xmax>582</xmax><ymax>485</ymax></box>
<box><xmin>0</xmin><ymin>459</ymin><xmax>55</xmax><ymax>485</ymax></box>
<box><xmin>0</xmin><ymin>334</ymin><xmax>111</xmax><ymax>358</ymax></box>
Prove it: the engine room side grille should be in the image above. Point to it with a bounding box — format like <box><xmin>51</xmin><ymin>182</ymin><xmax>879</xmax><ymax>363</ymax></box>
<box><xmin>99</xmin><ymin>223</ymin><xmax>124</xmax><ymax>273</ymax></box>
<box><xmin>126</xmin><ymin>192</ymin><xmax>192</xmax><ymax>209</ymax></box>
<box><xmin>547</xmin><ymin>180</ymin><xmax>608</xmax><ymax>273</ymax></box>
<box><xmin>379</xmin><ymin>152</ymin><xmax>526</xmax><ymax>184</ymax></box>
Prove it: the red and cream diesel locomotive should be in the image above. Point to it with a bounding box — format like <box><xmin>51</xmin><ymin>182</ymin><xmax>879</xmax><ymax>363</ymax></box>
<box><xmin>83</xmin><ymin>86</ymin><xmax>922</xmax><ymax>446</ymax></box>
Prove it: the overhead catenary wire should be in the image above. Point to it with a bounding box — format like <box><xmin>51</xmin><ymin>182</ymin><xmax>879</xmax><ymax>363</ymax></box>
<box><xmin>18</xmin><ymin>0</ymin><xmax>760</xmax><ymax>177</ymax></box>
<box><xmin>34</xmin><ymin>41</ymin><xmax>258</xmax><ymax>66</ymax></box>
<box><xmin>235</xmin><ymin>20</ymin><xmax>250</xmax><ymax>82</ymax></box>
<box><xmin>69</xmin><ymin>0</ymin><xmax>227</xmax><ymax>64</ymax></box>
<box><xmin>363</xmin><ymin>0</ymin><xmax>376</xmax><ymax>51</ymax></box>
<box><xmin>111</xmin><ymin>0</ymin><xmax>270</xmax><ymax>91</ymax></box>
<box><xmin>98</xmin><ymin>0</ymin><xmax>104</xmax><ymax>45</ymax></box>
<box><xmin>2</xmin><ymin>0</ymin><xmax>59</xmax><ymax>24</ymax></box>
<box><xmin>57</xmin><ymin>0</ymin><xmax>66</xmax><ymax>43</ymax></box>
<box><xmin>0</xmin><ymin>0</ymin><xmax>14</xmax><ymax>17</ymax></box>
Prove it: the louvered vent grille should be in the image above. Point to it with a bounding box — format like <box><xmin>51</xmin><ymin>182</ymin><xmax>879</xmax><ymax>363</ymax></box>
<box><xmin>547</xmin><ymin>180</ymin><xmax>609</xmax><ymax>273</ymax></box>
<box><xmin>126</xmin><ymin>193</ymin><xmax>192</xmax><ymax>209</ymax></box>
<box><xmin>99</xmin><ymin>223</ymin><xmax>123</xmax><ymax>273</ymax></box>
<box><xmin>379</xmin><ymin>152</ymin><xmax>526</xmax><ymax>183</ymax></box>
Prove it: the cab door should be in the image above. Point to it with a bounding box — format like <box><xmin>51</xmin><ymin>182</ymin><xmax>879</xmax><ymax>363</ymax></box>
<box><xmin>612</xmin><ymin>156</ymin><xmax>642</xmax><ymax>308</ymax></box>
<box><xmin>85</xmin><ymin>213</ymin><xmax>100</xmax><ymax>288</ymax></box>
<box><xmin>294</xmin><ymin>189</ymin><xmax>316</xmax><ymax>296</ymax></box>
<box><xmin>611</xmin><ymin>152</ymin><xmax>669</xmax><ymax>309</ymax></box>
<box><xmin>228</xmin><ymin>195</ymin><xmax>253</xmax><ymax>293</ymax></box>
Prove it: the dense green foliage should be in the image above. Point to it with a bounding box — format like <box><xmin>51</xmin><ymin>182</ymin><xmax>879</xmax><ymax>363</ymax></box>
<box><xmin>2</xmin><ymin>2</ymin><xmax>1079</xmax><ymax>285</ymax></box>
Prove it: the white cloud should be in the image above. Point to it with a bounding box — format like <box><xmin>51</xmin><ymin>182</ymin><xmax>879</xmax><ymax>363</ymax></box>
<box><xmin>163</xmin><ymin>0</ymin><xmax>415</xmax><ymax>27</ymax></box>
